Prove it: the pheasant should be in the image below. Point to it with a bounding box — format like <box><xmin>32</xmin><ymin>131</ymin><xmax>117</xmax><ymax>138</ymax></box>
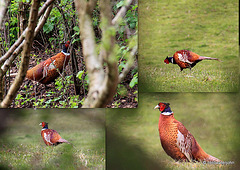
<box><xmin>154</xmin><ymin>102</ymin><xmax>221</xmax><ymax>162</ymax></box>
<box><xmin>164</xmin><ymin>50</ymin><xmax>221</xmax><ymax>71</ymax></box>
<box><xmin>39</xmin><ymin>122</ymin><xmax>70</xmax><ymax>146</ymax></box>
<box><xmin>26</xmin><ymin>41</ymin><xmax>70</xmax><ymax>84</ymax></box>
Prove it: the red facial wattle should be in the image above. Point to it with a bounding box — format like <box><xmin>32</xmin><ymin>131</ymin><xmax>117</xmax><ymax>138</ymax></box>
<box><xmin>164</xmin><ymin>58</ymin><xmax>169</xmax><ymax>64</ymax></box>
<box><xmin>159</xmin><ymin>104</ymin><xmax>166</xmax><ymax>112</ymax></box>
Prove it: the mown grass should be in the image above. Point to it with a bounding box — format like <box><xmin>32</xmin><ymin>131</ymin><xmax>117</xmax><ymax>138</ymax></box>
<box><xmin>139</xmin><ymin>0</ymin><xmax>239</xmax><ymax>92</ymax></box>
<box><xmin>106</xmin><ymin>93</ymin><xmax>240</xmax><ymax>169</ymax></box>
<box><xmin>0</xmin><ymin>109</ymin><xmax>105</xmax><ymax>169</ymax></box>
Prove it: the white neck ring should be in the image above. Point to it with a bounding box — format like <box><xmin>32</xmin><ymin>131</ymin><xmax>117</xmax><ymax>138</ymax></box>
<box><xmin>61</xmin><ymin>51</ymin><xmax>70</xmax><ymax>56</ymax></box>
<box><xmin>161</xmin><ymin>112</ymin><xmax>173</xmax><ymax>115</ymax></box>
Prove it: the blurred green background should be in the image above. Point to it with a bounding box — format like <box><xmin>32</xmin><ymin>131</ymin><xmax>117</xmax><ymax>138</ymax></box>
<box><xmin>107</xmin><ymin>93</ymin><xmax>240</xmax><ymax>169</ymax></box>
<box><xmin>0</xmin><ymin>109</ymin><xmax>105</xmax><ymax>169</ymax></box>
<box><xmin>139</xmin><ymin>0</ymin><xmax>239</xmax><ymax>92</ymax></box>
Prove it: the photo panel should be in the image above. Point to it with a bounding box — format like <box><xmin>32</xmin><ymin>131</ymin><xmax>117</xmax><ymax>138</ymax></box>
<box><xmin>1</xmin><ymin>0</ymin><xmax>138</xmax><ymax>109</ymax></box>
<box><xmin>0</xmin><ymin>109</ymin><xmax>105</xmax><ymax>169</ymax></box>
<box><xmin>139</xmin><ymin>0</ymin><xmax>238</xmax><ymax>92</ymax></box>
<box><xmin>106</xmin><ymin>92</ymin><xmax>239</xmax><ymax>169</ymax></box>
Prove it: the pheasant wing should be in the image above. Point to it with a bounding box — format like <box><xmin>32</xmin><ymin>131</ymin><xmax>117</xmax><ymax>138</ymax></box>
<box><xmin>49</xmin><ymin>129</ymin><xmax>62</xmax><ymax>144</ymax></box>
<box><xmin>176</xmin><ymin>121</ymin><xmax>193</xmax><ymax>162</ymax></box>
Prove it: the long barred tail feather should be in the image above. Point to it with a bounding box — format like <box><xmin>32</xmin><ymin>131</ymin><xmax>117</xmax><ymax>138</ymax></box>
<box><xmin>199</xmin><ymin>56</ymin><xmax>222</xmax><ymax>62</ymax></box>
<box><xmin>205</xmin><ymin>154</ymin><xmax>221</xmax><ymax>162</ymax></box>
<box><xmin>58</xmin><ymin>138</ymin><xmax>71</xmax><ymax>144</ymax></box>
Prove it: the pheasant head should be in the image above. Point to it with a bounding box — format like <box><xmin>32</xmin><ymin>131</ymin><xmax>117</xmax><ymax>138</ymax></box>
<box><xmin>39</xmin><ymin>122</ymin><xmax>48</xmax><ymax>129</ymax></box>
<box><xmin>62</xmin><ymin>41</ymin><xmax>70</xmax><ymax>53</ymax></box>
<box><xmin>154</xmin><ymin>102</ymin><xmax>173</xmax><ymax>115</ymax></box>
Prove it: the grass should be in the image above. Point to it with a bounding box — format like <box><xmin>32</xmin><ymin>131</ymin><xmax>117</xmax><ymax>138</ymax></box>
<box><xmin>0</xmin><ymin>109</ymin><xmax>105</xmax><ymax>169</ymax></box>
<box><xmin>106</xmin><ymin>93</ymin><xmax>240</xmax><ymax>169</ymax></box>
<box><xmin>139</xmin><ymin>0</ymin><xmax>239</xmax><ymax>92</ymax></box>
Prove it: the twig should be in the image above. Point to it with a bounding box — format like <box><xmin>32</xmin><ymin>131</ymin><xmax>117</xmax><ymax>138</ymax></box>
<box><xmin>0</xmin><ymin>0</ymin><xmax>54</xmax><ymax>65</ymax></box>
<box><xmin>111</xmin><ymin>0</ymin><xmax>133</xmax><ymax>26</ymax></box>
<box><xmin>0</xmin><ymin>0</ymin><xmax>8</xmax><ymax>30</ymax></box>
<box><xmin>1</xmin><ymin>0</ymin><xmax>40</xmax><ymax>108</ymax></box>
<box><xmin>1</xmin><ymin>3</ymin><xmax>53</xmax><ymax>75</ymax></box>
<box><xmin>118</xmin><ymin>45</ymin><xmax>137</xmax><ymax>83</ymax></box>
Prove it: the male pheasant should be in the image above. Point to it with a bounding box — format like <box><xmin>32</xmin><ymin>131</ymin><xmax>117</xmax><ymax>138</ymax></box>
<box><xmin>26</xmin><ymin>41</ymin><xmax>70</xmax><ymax>84</ymax></box>
<box><xmin>154</xmin><ymin>102</ymin><xmax>221</xmax><ymax>162</ymax></box>
<box><xmin>39</xmin><ymin>122</ymin><xmax>70</xmax><ymax>146</ymax></box>
<box><xmin>164</xmin><ymin>50</ymin><xmax>220</xmax><ymax>71</ymax></box>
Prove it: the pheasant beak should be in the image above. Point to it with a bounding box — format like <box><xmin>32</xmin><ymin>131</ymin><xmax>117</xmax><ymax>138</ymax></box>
<box><xmin>39</xmin><ymin>123</ymin><xmax>42</xmax><ymax>126</ymax></box>
<box><xmin>154</xmin><ymin>105</ymin><xmax>160</xmax><ymax>109</ymax></box>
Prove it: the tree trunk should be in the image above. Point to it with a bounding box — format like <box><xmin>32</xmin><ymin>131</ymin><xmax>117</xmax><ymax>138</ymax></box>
<box><xmin>56</xmin><ymin>1</ymin><xmax>81</xmax><ymax>95</ymax></box>
<box><xmin>75</xmin><ymin>0</ymin><xmax>119</xmax><ymax>108</ymax></box>
<box><xmin>0</xmin><ymin>0</ymin><xmax>40</xmax><ymax>108</ymax></box>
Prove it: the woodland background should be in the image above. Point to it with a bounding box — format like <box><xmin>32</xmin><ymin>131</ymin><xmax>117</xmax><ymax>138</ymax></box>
<box><xmin>0</xmin><ymin>0</ymin><xmax>138</xmax><ymax>108</ymax></box>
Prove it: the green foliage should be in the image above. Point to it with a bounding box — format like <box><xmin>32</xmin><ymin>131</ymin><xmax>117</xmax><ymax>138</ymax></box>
<box><xmin>43</xmin><ymin>22</ymin><xmax>54</xmax><ymax>34</ymax></box>
<box><xmin>76</xmin><ymin>70</ymin><xmax>84</xmax><ymax>80</ymax></box>
<box><xmin>116</xmin><ymin>84</ymin><xmax>128</xmax><ymax>97</ymax></box>
<box><xmin>14</xmin><ymin>74</ymin><xmax>84</xmax><ymax>108</ymax></box>
<box><xmin>126</xmin><ymin>4</ymin><xmax>138</xmax><ymax>30</ymax></box>
<box><xmin>9</xmin><ymin>0</ymin><xmax>138</xmax><ymax>108</ymax></box>
<box><xmin>6</xmin><ymin>1</ymin><xmax>20</xmax><ymax>46</ymax></box>
<box><xmin>129</xmin><ymin>72</ymin><xmax>138</xmax><ymax>88</ymax></box>
<box><xmin>72</xmin><ymin>26</ymin><xmax>80</xmax><ymax>44</ymax></box>
<box><xmin>113</xmin><ymin>101</ymin><xmax>121</xmax><ymax>107</ymax></box>
<box><xmin>43</xmin><ymin>7</ymin><xmax>63</xmax><ymax>43</ymax></box>
<box><xmin>114</xmin><ymin>2</ymin><xmax>138</xmax><ymax>41</ymax></box>
<box><xmin>76</xmin><ymin>70</ymin><xmax>89</xmax><ymax>90</ymax></box>
<box><xmin>41</xmin><ymin>0</ymin><xmax>79</xmax><ymax>44</ymax></box>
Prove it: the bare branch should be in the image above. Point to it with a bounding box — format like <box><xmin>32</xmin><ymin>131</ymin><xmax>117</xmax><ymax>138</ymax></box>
<box><xmin>112</xmin><ymin>0</ymin><xmax>133</xmax><ymax>26</ymax></box>
<box><xmin>0</xmin><ymin>0</ymin><xmax>7</xmax><ymax>28</ymax></box>
<box><xmin>75</xmin><ymin>0</ymin><xmax>119</xmax><ymax>108</ymax></box>
<box><xmin>118</xmin><ymin>44</ymin><xmax>137</xmax><ymax>82</ymax></box>
<box><xmin>38</xmin><ymin>0</ymin><xmax>54</xmax><ymax>18</ymax></box>
<box><xmin>75</xmin><ymin>0</ymin><xmax>107</xmax><ymax>108</ymax></box>
<box><xmin>75</xmin><ymin>0</ymin><xmax>136</xmax><ymax>108</ymax></box>
<box><xmin>1</xmin><ymin>0</ymin><xmax>40</xmax><ymax>108</ymax></box>
<box><xmin>112</xmin><ymin>0</ymin><xmax>137</xmax><ymax>83</ymax></box>
<box><xmin>1</xmin><ymin>4</ymin><xmax>53</xmax><ymax>75</ymax></box>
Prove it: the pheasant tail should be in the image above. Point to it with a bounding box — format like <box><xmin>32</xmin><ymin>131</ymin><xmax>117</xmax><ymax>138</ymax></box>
<box><xmin>58</xmin><ymin>138</ymin><xmax>71</xmax><ymax>144</ymax></box>
<box><xmin>199</xmin><ymin>56</ymin><xmax>221</xmax><ymax>61</ymax></box>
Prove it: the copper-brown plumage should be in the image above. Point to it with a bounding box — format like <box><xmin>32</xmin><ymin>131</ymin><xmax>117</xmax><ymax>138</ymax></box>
<box><xmin>39</xmin><ymin>122</ymin><xmax>70</xmax><ymax>146</ymax></box>
<box><xmin>26</xmin><ymin>41</ymin><xmax>70</xmax><ymax>84</ymax></box>
<box><xmin>164</xmin><ymin>50</ymin><xmax>221</xmax><ymax>71</ymax></box>
<box><xmin>155</xmin><ymin>102</ymin><xmax>221</xmax><ymax>162</ymax></box>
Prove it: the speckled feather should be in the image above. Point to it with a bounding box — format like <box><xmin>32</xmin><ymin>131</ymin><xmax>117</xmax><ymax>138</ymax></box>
<box><xmin>39</xmin><ymin>122</ymin><xmax>70</xmax><ymax>146</ymax></box>
<box><xmin>26</xmin><ymin>41</ymin><xmax>70</xmax><ymax>84</ymax></box>
<box><xmin>155</xmin><ymin>102</ymin><xmax>221</xmax><ymax>162</ymax></box>
<box><xmin>164</xmin><ymin>50</ymin><xmax>220</xmax><ymax>71</ymax></box>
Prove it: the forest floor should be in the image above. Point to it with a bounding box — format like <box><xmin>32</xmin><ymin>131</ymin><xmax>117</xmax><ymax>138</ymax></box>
<box><xmin>5</xmin><ymin>42</ymin><xmax>138</xmax><ymax>108</ymax></box>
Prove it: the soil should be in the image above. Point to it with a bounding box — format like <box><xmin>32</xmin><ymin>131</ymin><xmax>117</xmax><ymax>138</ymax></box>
<box><xmin>5</xmin><ymin>42</ymin><xmax>138</xmax><ymax>108</ymax></box>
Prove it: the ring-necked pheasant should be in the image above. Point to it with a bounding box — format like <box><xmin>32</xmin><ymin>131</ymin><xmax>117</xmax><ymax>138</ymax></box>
<box><xmin>26</xmin><ymin>41</ymin><xmax>70</xmax><ymax>84</ymax></box>
<box><xmin>164</xmin><ymin>50</ymin><xmax>221</xmax><ymax>71</ymax></box>
<box><xmin>154</xmin><ymin>102</ymin><xmax>221</xmax><ymax>162</ymax></box>
<box><xmin>39</xmin><ymin>122</ymin><xmax>70</xmax><ymax>146</ymax></box>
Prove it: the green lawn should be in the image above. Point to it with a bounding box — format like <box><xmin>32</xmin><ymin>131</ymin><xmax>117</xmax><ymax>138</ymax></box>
<box><xmin>0</xmin><ymin>109</ymin><xmax>105</xmax><ymax>169</ymax></box>
<box><xmin>107</xmin><ymin>93</ymin><xmax>240</xmax><ymax>169</ymax></box>
<box><xmin>139</xmin><ymin>0</ymin><xmax>239</xmax><ymax>92</ymax></box>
